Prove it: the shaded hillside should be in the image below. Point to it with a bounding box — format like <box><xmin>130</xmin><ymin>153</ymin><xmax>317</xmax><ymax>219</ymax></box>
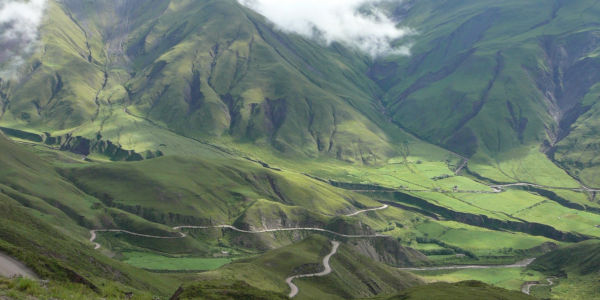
<box><xmin>377</xmin><ymin>0</ymin><xmax>600</xmax><ymax>156</ymax></box>
<box><xmin>379</xmin><ymin>281</ymin><xmax>535</xmax><ymax>300</ymax></box>
<box><xmin>0</xmin><ymin>135</ymin><xmax>179</xmax><ymax>298</ymax></box>
<box><xmin>528</xmin><ymin>240</ymin><xmax>600</xmax><ymax>299</ymax></box>
<box><xmin>530</xmin><ymin>240</ymin><xmax>600</xmax><ymax>276</ymax></box>
<box><xmin>59</xmin><ymin>155</ymin><xmax>381</xmax><ymax>227</ymax></box>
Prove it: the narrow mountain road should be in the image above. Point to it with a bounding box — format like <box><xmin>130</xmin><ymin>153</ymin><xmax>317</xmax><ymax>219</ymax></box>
<box><xmin>90</xmin><ymin>205</ymin><xmax>389</xmax><ymax>249</ymax></box>
<box><xmin>521</xmin><ymin>277</ymin><xmax>556</xmax><ymax>295</ymax></box>
<box><xmin>286</xmin><ymin>241</ymin><xmax>340</xmax><ymax>298</ymax></box>
<box><xmin>398</xmin><ymin>258</ymin><xmax>536</xmax><ymax>271</ymax></box>
<box><xmin>173</xmin><ymin>225</ymin><xmax>387</xmax><ymax>238</ymax></box>
<box><xmin>0</xmin><ymin>253</ymin><xmax>38</xmax><ymax>279</ymax></box>
<box><xmin>345</xmin><ymin>205</ymin><xmax>388</xmax><ymax>216</ymax></box>
<box><xmin>90</xmin><ymin>229</ymin><xmax>186</xmax><ymax>250</ymax></box>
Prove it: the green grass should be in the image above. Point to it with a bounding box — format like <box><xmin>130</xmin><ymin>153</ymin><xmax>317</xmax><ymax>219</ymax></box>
<box><xmin>380</xmin><ymin>281</ymin><xmax>536</xmax><ymax>300</ymax></box>
<box><xmin>58</xmin><ymin>154</ymin><xmax>380</xmax><ymax>228</ymax></box>
<box><xmin>2</xmin><ymin>1</ymin><xmax>600</xmax><ymax>299</ymax></box>
<box><xmin>176</xmin><ymin>280</ymin><xmax>288</xmax><ymax>300</ymax></box>
<box><xmin>414</xmin><ymin>221</ymin><xmax>555</xmax><ymax>256</ymax></box>
<box><xmin>122</xmin><ymin>251</ymin><xmax>231</xmax><ymax>271</ymax></box>
<box><xmin>528</xmin><ymin>240</ymin><xmax>600</xmax><ymax>299</ymax></box>
<box><xmin>198</xmin><ymin>235</ymin><xmax>423</xmax><ymax>299</ymax></box>
<box><xmin>0</xmin><ymin>277</ymin><xmax>102</xmax><ymax>300</ymax></box>
<box><xmin>513</xmin><ymin>202</ymin><xmax>600</xmax><ymax>237</ymax></box>
<box><xmin>414</xmin><ymin>268</ymin><xmax>545</xmax><ymax>291</ymax></box>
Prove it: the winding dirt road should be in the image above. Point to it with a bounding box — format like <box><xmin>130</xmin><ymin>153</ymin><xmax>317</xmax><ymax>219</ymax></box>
<box><xmin>345</xmin><ymin>205</ymin><xmax>389</xmax><ymax>217</ymax></box>
<box><xmin>172</xmin><ymin>225</ymin><xmax>387</xmax><ymax>238</ymax></box>
<box><xmin>286</xmin><ymin>241</ymin><xmax>340</xmax><ymax>298</ymax></box>
<box><xmin>521</xmin><ymin>277</ymin><xmax>556</xmax><ymax>295</ymax></box>
<box><xmin>398</xmin><ymin>258</ymin><xmax>536</xmax><ymax>271</ymax></box>
<box><xmin>0</xmin><ymin>253</ymin><xmax>38</xmax><ymax>279</ymax></box>
<box><xmin>90</xmin><ymin>204</ymin><xmax>390</xmax><ymax>249</ymax></box>
<box><xmin>89</xmin><ymin>229</ymin><xmax>186</xmax><ymax>250</ymax></box>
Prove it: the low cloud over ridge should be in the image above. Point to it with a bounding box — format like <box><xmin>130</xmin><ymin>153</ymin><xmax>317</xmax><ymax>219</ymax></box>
<box><xmin>238</xmin><ymin>0</ymin><xmax>412</xmax><ymax>57</ymax></box>
<box><xmin>0</xmin><ymin>0</ymin><xmax>47</xmax><ymax>79</ymax></box>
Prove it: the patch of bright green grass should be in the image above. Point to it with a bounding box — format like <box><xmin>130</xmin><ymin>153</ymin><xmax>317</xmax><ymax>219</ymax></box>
<box><xmin>513</xmin><ymin>202</ymin><xmax>600</xmax><ymax>237</ymax></box>
<box><xmin>469</xmin><ymin>147</ymin><xmax>581</xmax><ymax>188</ymax></box>
<box><xmin>122</xmin><ymin>251</ymin><xmax>231</xmax><ymax>271</ymax></box>
<box><xmin>414</xmin><ymin>268</ymin><xmax>545</xmax><ymax>291</ymax></box>
<box><xmin>415</xmin><ymin>221</ymin><xmax>555</xmax><ymax>256</ymax></box>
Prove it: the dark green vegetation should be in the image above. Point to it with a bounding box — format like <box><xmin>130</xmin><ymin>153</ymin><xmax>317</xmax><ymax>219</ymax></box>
<box><xmin>198</xmin><ymin>235</ymin><xmax>423</xmax><ymax>300</ymax></box>
<box><xmin>528</xmin><ymin>240</ymin><xmax>600</xmax><ymax>299</ymax></box>
<box><xmin>380</xmin><ymin>281</ymin><xmax>536</xmax><ymax>300</ymax></box>
<box><xmin>172</xmin><ymin>281</ymin><xmax>289</xmax><ymax>300</ymax></box>
<box><xmin>1</xmin><ymin>0</ymin><xmax>600</xmax><ymax>299</ymax></box>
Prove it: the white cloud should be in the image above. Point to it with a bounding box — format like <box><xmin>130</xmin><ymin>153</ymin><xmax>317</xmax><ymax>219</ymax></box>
<box><xmin>0</xmin><ymin>0</ymin><xmax>47</xmax><ymax>79</ymax></box>
<box><xmin>238</xmin><ymin>0</ymin><xmax>412</xmax><ymax>57</ymax></box>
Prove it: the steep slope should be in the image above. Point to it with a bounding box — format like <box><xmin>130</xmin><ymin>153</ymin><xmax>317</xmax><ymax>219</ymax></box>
<box><xmin>58</xmin><ymin>155</ymin><xmax>382</xmax><ymax>227</ymax></box>
<box><xmin>195</xmin><ymin>235</ymin><xmax>423</xmax><ymax>299</ymax></box>
<box><xmin>171</xmin><ymin>280</ymin><xmax>288</xmax><ymax>300</ymax></box>
<box><xmin>528</xmin><ymin>240</ymin><xmax>600</xmax><ymax>299</ymax></box>
<box><xmin>0</xmin><ymin>0</ymin><xmax>417</xmax><ymax>163</ymax></box>
<box><xmin>0</xmin><ymin>134</ymin><xmax>180</xmax><ymax>298</ymax></box>
<box><xmin>380</xmin><ymin>281</ymin><xmax>535</xmax><ymax>300</ymax></box>
<box><xmin>370</xmin><ymin>0</ymin><xmax>600</xmax><ymax>185</ymax></box>
<box><xmin>4</xmin><ymin>0</ymin><xmax>600</xmax><ymax>179</ymax></box>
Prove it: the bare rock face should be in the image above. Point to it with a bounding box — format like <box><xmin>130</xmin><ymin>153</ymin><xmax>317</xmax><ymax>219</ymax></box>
<box><xmin>349</xmin><ymin>238</ymin><xmax>429</xmax><ymax>268</ymax></box>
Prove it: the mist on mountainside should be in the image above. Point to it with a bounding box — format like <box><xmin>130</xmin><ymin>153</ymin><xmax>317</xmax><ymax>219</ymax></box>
<box><xmin>0</xmin><ymin>0</ymin><xmax>47</xmax><ymax>78</ymax></box>
<box><xmin>237</xmin><ymin>0</ymin><xmax>413</xmax><ymax>57</ymax></box>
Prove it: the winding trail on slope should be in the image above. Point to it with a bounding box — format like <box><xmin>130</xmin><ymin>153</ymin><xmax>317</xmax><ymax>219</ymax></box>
<box><xmin>89</xmin><ymin>205</ymin><xmax>390</xmax><ymax>249</ymax></box>
<box><xmin>345</xmin><ymin>204</ymin><xmax>389</xmax><ymax>216</ymax></box>
<box><xmin>521</xmin><ymin>277</ymin><xmax>556</xmax><ymax>295</ymax></box>
<box><xmin>89</xmin><ymin>229</ymin><xmax>186</xmax><ymax>250</ymax></box>
<box><xmin>172</xmin><ymin>225</ymin><xmax>386</xmax><ymax>238</ymax></box>
<box><xmin>286</xmin><ymin>241</ymin><xmax>340</xmax><ymax>298</ymax></box>
<box><xmin>398</xmin><ymin>258</ymin><xmax>536</xmax><ymax>271</ymax></box>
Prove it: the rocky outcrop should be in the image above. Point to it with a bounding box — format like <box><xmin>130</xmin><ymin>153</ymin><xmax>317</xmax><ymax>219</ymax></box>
<box><xmin>349</xmin><ymin>238</ymin><xmax>430</xmax><ymax>267</ymax></box>
<box><xmin>0</xmin><ymin>127</ymin><xmax>161</xmax><ymax>161</ymax></box>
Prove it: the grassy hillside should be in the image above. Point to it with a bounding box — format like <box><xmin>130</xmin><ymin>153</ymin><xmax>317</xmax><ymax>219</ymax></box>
<box><xmin>528</xmin><ymin>240</ymin><xmax>600</xmax><ymax>299</ymax></box>
<box><xmin>0</xmin><ymin>0</ymin><xmax>419</xmax><ymax>164</ymax></box>
<box><xmin>3</xmin><ymin>0</ymin><xmax>600</xmax><ymax>183</ymax></box>
<box><xmin>172</xmin><ymin>280</ymin><xmax>288</xmax><ymax>300</ymax></box>
<box><xmin>367</xmin><ymin>0</ymin><xmax>600</xmax><ymax>188</ymax></box>
<box><xmin>57</xmin><ymin>154</ymin><xmax>387</xmax><ymax>236</ymax></box>
<box><xmin>2</xmin><ymin>0</ymin><xmax>600</xmax><ymax>299</ymax></box>
<box><xmin>379</xmin><ymin>281</ymin><xmax>535</xmax><ymax>300</ymax></box>
<box><xmin>195</xmin><ymin>235</ymin><xmax>423</xmax><ymax>299</ymax></box>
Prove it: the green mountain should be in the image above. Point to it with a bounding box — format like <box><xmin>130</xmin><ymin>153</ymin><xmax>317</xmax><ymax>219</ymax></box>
<box><xmin>528</xmin><ymin>240</ymin><xmax>600</xmax><ymax>299</ymax></box>
<box><xmin>1</xmin><ymin>0</ymin><xmax>415</xmax><ymax>163</ymax></box>
<box><xmin>375</xmin><ymin>0</ymin><xmax>600</xmax><ymax>186</ymax></box>
<box><xmin>1</xmin><ymin>0</ymin><xmax>600</xmax><ymax>299</ymax></box>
